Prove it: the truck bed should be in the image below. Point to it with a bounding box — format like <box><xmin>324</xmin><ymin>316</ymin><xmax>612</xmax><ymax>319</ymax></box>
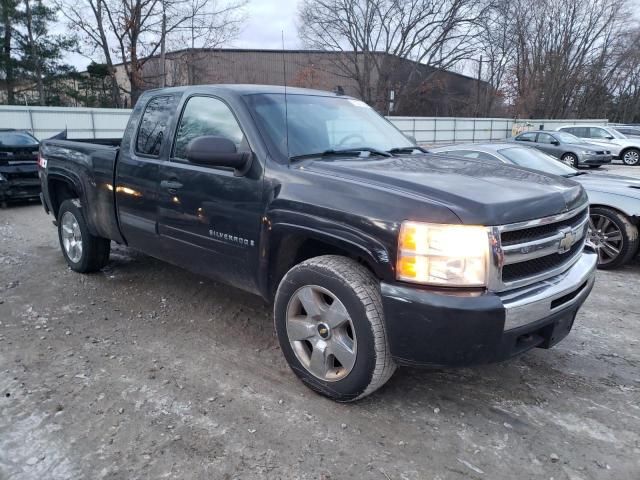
<box><xmin>40</xmin><ymin>139</ymin><xmax>124</xmax><ymax>243</ymax></box>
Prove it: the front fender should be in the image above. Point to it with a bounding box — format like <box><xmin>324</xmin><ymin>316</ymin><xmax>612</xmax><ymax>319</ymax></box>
<box><xmin>258</xmin><ymin>209</ymin><xmax>398</xmax><ymax>299</ymax></box>
<box><xmin>588</xmin><ymin>190</ymin><xmax>640</xmax><ymax>221</ymax></box>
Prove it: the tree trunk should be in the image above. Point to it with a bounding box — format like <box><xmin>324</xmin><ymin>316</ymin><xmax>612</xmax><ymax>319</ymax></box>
<box><xmin>2</xmin><ymin>0</ymin><xmax>15</xmax><ymax>104</ymax></box>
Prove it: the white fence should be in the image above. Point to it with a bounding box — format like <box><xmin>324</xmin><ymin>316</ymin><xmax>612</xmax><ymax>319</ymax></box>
<box><xmin>0</xmin><ymin>105</ymin><xmax>608</xmax><ymax>144</ymax></box>
<box><xmin>0</xmin><ymin>105</ymin><xmax>131</xmax><ymax>139</ymax></box>
<box><xmin>387</xmin><ymin>117</ymin><xmax>609</xmax><ymax>145</ymax></box>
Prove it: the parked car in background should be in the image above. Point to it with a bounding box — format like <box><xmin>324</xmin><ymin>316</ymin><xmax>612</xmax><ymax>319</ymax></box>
<box><xmin>509</xmin><ymin>130</ymin><xmax>611</xmax><ymax>168</ymax></box>
<box><xmin>612</xmin><ymin>126</ymin><xmax>640</xmax><ymax>138</ymax></box>
<box><xmin>556</xmin><ymin>125</ymin><xmax>640</xmax><ymax>166</ymax></box>
<box><xmin>0</xmin><ymin>129</ymin><xmax>40</xmax><ymax>207</ymax></box>
<box><xmin>429</xmin><ymin>143</ymin><xmax>640</xmax><ymax>269</ymax></box>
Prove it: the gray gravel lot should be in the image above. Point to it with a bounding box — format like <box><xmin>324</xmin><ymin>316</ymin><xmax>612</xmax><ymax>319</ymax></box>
<box><xmin>1</xmin><ymin>164</ymin><xmax>639</xmax><ymax>480</ymax></box>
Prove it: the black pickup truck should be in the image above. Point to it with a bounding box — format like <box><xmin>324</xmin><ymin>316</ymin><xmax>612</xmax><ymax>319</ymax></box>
<box><xmin>39</xmin><ymin>85</ymin><xmax>598</xmax><ymax>401</ymax></box>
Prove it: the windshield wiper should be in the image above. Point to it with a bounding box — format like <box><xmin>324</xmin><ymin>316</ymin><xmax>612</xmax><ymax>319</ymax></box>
<box><xmin>387</xmin><ymin>146</ymin><xmax>429</xmax><ymax>154</ymax></box>
<box><xmin>290</xmin><ymin>147</ymin><xmax>392</xmax><ymax>162</ymax></box>
<box><xmin>565</xmin><ymin>171</ymin><xmax>589</xmax><ymax>177</ymax></box>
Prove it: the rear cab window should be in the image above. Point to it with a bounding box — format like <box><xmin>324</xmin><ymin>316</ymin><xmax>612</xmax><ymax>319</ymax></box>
<box><xmin>136</xmin><ymin>96</ymin><xmax>175</xmax><ymax>157</ymax></box>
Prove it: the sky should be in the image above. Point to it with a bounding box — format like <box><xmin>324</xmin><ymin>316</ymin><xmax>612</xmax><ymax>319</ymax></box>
<box><xmin>67</xmin><ymin>0</ymin><xmax>303</xmax><ymax>71</ymax></box>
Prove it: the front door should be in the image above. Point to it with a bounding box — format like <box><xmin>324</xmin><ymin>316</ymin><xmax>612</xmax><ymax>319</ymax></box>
<box><xmin>157</xmin><ymin>95</ymin><xmax>264</xmax><ymax>293</ymax></box>
<box><xmin>536</xmin><ymin>132</ymin><xmax>561</xmax><ymax>158</ymax></box>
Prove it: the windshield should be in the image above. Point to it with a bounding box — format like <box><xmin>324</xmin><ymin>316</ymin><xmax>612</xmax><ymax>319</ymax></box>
<box><xmin>554</xmin><ymin>132</ymin><xmax>580</xmax><ymax>143</ymax></box>
<box><xmin>497</xmin><ymin>147</ymin><xmax>577</xmax><ymax>176</ymax></box>
<box><xmin>606</xmin><ymin>128</ymin><xmax>627</xmax><ymax>139</ymax></box>
<box><xmin>0</xmin><ymin>131</ymin><xmax>39</xmax><ymax>147</ymax></box>
<box><xmin>243</xmin><ymin>93</ymin><xmax>413</xmax><ymax>160</ymax></box>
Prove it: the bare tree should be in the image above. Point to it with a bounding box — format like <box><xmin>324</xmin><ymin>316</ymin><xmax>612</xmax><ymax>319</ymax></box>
<box><xmin>59</xmin><ymin>0</ymin><xmax>246</xmax><ymax>105</ymax></box>
<box><xmin>299</xmin><ymin>0</ymin><xmax>488</xmax><ymax>112</ymax></box>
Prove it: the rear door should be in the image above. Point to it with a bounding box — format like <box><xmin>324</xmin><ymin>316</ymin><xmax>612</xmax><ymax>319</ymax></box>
<box><xmin>116</xmin><ymin>94</ymin><xmax>179</xmax><ymax>256</ymax></box>
<box><xmin>156</xmin><ymin>94</ymin><xmax>264</xmax><ymax>292</ymax></box>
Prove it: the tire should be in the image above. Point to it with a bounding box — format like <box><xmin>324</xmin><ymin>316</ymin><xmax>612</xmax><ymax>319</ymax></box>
<box><xmin>562</xmin><ymin>153</ymin><xmax>579</xmax><ymax>168</ymax></box>
<box><xmin>57</xmin><ymin>199</ymin><xmax>110</xmax><ymax>273</ymax></box>
<box><xmin>621</xmin><ymin>148</ymin><xmax>640</xmax><ymax>166</ymax></box>
<box><xmin>588</xmin><ymin>165</ymin><xmax>602</xmax><ymax>169</ymax></box>
<box><xmin>589</xmin><ymin>206</ymin><xmax>639</xmax><ymax>269</ymax></box>
<box><xmin>274</xmin><ymin>255</ymin><xmax>396</xmax><ymax>402</ymax></box>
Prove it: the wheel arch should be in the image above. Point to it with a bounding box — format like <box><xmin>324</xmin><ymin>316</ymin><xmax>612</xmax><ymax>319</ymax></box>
<box><xmin>47</xmin><ymin>173</ymin><xmax>84</xmax><ymax>220</ymax></box>
<box><xmin>263</xmin><ymin>223</ymin><xmax>394</xmax><ymax>301</ymax></box>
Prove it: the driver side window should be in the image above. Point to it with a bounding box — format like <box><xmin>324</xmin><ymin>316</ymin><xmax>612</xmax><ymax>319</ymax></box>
<box><xmin>537</xmin><ymin>133</ymin><xmax>555</xmax><ymax>144</ymax></box>
<box><xmin>173</xmin><ymin>96</ymin><xmax>249</xmax><ymax>161</ymax></box>
<box><xmin>589</xmin><ymin>127</ymin><xmax>610</xmax><ymax>139</ymax></box>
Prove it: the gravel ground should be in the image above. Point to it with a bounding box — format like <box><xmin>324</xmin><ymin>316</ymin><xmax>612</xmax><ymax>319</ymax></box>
<box><xmin>1</xmin><ymin>165</ymin><xmax>639</xmax><ymax>480</ymax></box>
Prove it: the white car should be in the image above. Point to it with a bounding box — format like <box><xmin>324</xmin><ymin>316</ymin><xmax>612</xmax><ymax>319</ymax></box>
<box><xmin>556</xmin><ymin>125</ymin><xmax>640</xmax><ymax>166</ymax></box>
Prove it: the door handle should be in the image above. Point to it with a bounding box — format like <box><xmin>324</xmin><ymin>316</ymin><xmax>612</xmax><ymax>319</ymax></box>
<box><xmin>160</xmin><ymin>180</ymin><xmax>183</xmax><ymax>192</ymax></box>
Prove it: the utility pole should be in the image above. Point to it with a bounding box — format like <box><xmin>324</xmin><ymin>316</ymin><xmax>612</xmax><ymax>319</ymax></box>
<box><xmin>160</xmin><ymin>2</ymin><xmax>167</xmax><ymax>88</ymax></box>
<box><xmin>476</xmin><ymin>55</ymin><xmax>483</xmax><ymax>117</ymax></box>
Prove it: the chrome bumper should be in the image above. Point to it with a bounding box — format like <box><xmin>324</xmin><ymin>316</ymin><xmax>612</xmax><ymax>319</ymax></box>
<box><xmin>500</xmin><ymin>250</ymin><xmax>597</xmax><ymax>331</ymax></box>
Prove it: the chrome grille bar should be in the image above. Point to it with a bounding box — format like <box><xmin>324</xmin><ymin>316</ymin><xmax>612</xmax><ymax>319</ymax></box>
<box><xmin>487</xmin><ymin>206</ymin><xmax>590</xmax><ymax>292</ymax></box>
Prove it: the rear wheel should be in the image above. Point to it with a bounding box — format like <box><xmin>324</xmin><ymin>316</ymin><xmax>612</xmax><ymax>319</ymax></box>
<box><xmin>274</xmin><ymin>255</ymin><xmax>396</xmax><ymax>402</ymax></box>
<box><xmin>588</xmin><ymin>206</ymin><xmax>638</xmax><ymax>269</ymax></box>
<box><xmin>621</xmin><ymin>148</ymin><xmax>640</xmax><ymax>166</ymax></box>
<box><xmin>562</xmin><ymin>153</ymin><xmax>579</xmax><ymax>168</ymax></box>
<box><xmin>57</xmin><ymin>199</ymin><xmax>110</xmax><ymax>273</ymax></box>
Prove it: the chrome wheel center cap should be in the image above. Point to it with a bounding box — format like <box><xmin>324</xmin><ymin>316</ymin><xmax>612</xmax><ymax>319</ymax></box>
<box><xmin>317</xmin><ymin>323</ymin><xmax>331</xmax><ymax>339</ymax></box>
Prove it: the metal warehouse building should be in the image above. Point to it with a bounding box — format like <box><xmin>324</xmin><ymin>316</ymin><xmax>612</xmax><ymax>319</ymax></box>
<box><xmin>112</xmin><ymin>48</ymin><xmax>488</xmax><ymax>117</ymax></box>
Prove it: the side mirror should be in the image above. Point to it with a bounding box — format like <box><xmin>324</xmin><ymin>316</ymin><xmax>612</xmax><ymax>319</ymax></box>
<box><xmin>605</xmin><ymin>135</ymin><xmax>614</xmax><ymax>140</ymax></box>
<box><xmin>186</xmin><ymin>136</ymin><xmax>251</xmax><ymax>174</ymax></box>
<box><xmin>551</xmin><ymin>140</ymin><xmax>560</xmax><ymax>145</ymax></box>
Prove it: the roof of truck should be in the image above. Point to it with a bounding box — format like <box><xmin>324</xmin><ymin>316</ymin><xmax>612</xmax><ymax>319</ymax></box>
<box><xmin>145</xmin><ymin>84</ymin><xmax>348</xmax><ymax>98</ymax></box>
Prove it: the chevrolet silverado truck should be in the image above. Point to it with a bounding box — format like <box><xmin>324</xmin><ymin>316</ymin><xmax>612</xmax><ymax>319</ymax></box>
<box><xmin>39</xmin><ymin>85</ymin><xmax>598</xmax><ymax>402</ymax></box>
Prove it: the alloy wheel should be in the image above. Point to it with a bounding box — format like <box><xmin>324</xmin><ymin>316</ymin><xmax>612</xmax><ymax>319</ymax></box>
<box><xmin>588</xmin><ymin>214</ymin><xmax>623</xmax><ymax>266</ymax></box>
<box><xmin>622</xmin><ymin>150</ymin><xmax>639</xmax><ymax>166</ymax></box>
<box><xmin>61</xmin><ymin>211</ymin><xmax>83</xmax><ymax>263</ymax></box>
<box><xmin>285</xmin><ymin>285</ymin><xmax>357</xmax><ymax>382</ymax></box>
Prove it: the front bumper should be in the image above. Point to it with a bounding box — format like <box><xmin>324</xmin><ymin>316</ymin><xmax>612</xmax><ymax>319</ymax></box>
<box><xmin>381</xmin><ymin>250</ymin><xmax>597</xmax><ymax>367</ymax></box>
<box><xmin>0</xmin><ymin>166</ymin><xmax>41</xmax><ymax>201</ymax></box>
<box><xmin>579</xmin><ymin>154</ymin><xmax>612</xmax><ymax>165</ymax></box>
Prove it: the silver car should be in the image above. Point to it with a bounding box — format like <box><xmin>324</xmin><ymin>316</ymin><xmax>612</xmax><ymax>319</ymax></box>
<box><xmin>429</xmin><ymin>142</ymin><xmax>640</xmax><ymax>269</ymax></box>
<box><xmin>509</xmin><ymin>130</ymin><xmax>611</xmax><ymax>168</ymax></box>
<box><xmin>556</xmin><ymin>125</ymin><xmax>640</xmax><ymax>166</ymax></box>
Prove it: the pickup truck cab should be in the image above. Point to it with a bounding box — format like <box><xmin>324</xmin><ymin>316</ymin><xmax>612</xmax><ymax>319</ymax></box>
<box><xmin>39</xmin><ymin>85</ymin><xmax>598</xmax><ymax>401</ymax></box>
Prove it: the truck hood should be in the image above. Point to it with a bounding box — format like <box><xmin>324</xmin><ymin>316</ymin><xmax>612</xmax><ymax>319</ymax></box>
<box><xmin>300</xmin><ymin>155</ymin><xmax>586</xmax><ymax>225</ymax></box>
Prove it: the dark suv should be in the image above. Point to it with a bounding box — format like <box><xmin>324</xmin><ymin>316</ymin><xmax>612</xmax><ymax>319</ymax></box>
<box><xmin>0</xmin><ymin>129</ymin><xmax>41</xmax><ymax>206</ymax></box>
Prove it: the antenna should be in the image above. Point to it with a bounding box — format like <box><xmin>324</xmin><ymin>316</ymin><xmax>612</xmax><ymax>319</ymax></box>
<box><xmin>282</xmin><ymin>31</ymin><xmax>290</xmax><ymax>165</ymax></box>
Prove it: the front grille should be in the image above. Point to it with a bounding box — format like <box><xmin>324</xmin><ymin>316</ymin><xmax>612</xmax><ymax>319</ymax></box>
<box><xmin>501</xmin><ymin>209</ymin><xmax>587</xmax><ymax>246</ymax></box>
<box><xmin>4</xmin><ymin>171</ymin><xmax>38</xmax><ymax>181</ymax></box>
<box><xmin>502</xmin><ymin>241</ymin><xmax>583</xmax><ymax>282</ymax></box>
<box><xmin>497</xmin><ymin>207</ymin><xmax>588</xmax><ymax>289</ymax></box>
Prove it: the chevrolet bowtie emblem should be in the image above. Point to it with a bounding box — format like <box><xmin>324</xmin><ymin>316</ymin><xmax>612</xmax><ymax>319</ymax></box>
<box><xmin>558</xmin><ymin>228</ymin><xmax>575</xmax><ymax>254</ymax></box>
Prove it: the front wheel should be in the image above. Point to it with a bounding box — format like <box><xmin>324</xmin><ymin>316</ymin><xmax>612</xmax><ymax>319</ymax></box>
<box><xmin>562</xmin><ymin>153</ymin><xmax>579</xmax><ymax>168</ymax></box>
<box><xmin>57</xmin><ymin>199</ymin><xmax>111</xmax><ymax>273</ymax></box>
<box><xmin>588</xmin><ymin>206</ymin><xmax>639</xmax><ymax>269</ymax></box>
<box><xmin>274</xmin><ymin>255</ymin><xmax>396</xmax><ymax>402</ymax></box>
<box><xmin>621</xmin><ymin>148</ymin><xmax>640</xmax><ymax>166</ymax></box>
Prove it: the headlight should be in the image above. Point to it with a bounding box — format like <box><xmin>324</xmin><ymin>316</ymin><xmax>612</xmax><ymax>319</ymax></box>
<box><xmin>0</xmin><ymin>172</ymin><xmax>6</xmax><ymax>182</ymax></box>
<box><xmin>581</xmin><ymin>151</ymin><xmax>593</xmax><ymax>155</ymax></box>
<box><xmin>397</xmin><ymin>222</ymin><xmax>489</xmax><ymax>287</ymax></box>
